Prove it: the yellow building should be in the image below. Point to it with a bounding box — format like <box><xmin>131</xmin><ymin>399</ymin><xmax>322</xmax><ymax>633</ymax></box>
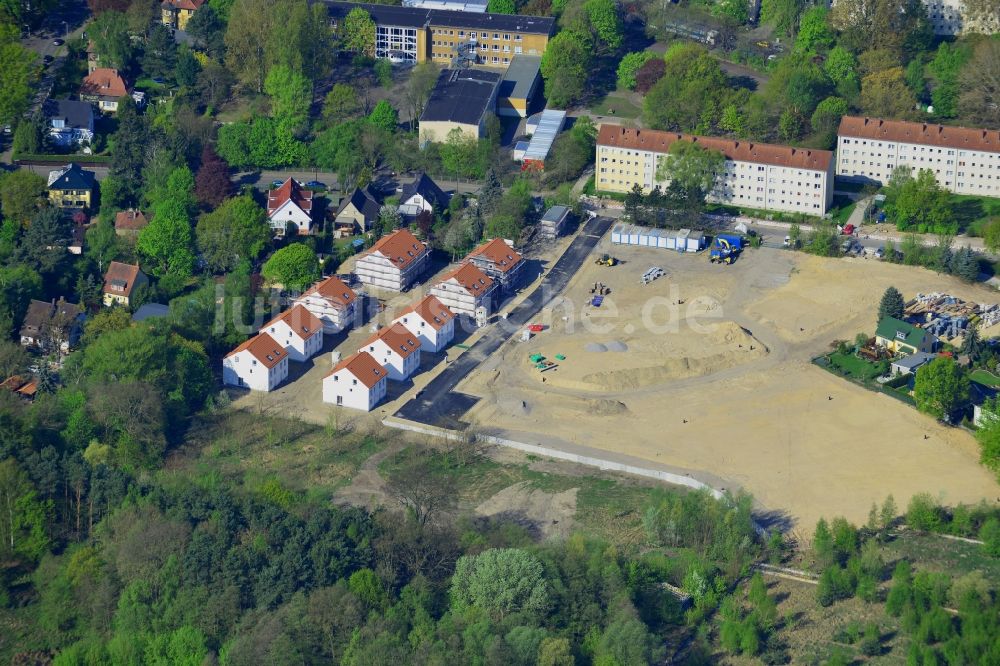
<box><xmin>325</xmin><ymin>1</ymin><xmax>554</xmax><ymax>68</ymax></box>
<box><xmin>418</xmin><ymin>68</ymin><xmax>500</xmax><ymax>145</ymax></box>
<box><xmin>161</xmin><ymin>0</ymin><xmax>205</xmax><ymax>30</ymax></box>
<box><xmin>47</xmin><ymin>163</ymin><xmax>95</xmax><ymax>209</ymax></box>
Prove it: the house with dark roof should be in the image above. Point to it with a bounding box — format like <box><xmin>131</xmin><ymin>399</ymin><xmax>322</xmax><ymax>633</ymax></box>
<box><xmin>222</xmin><ymin>332</ymin><xmax>289</xmax><ymax>391</ymax></box>
<box><xmin>875</xmin><ymin>317</ymin><xmax>936</xmax><ymax>355</ymax></box>
<box><xmin>355</xmin><ymin>229</ymin><xmax>430</xmax><ymax>292</ymax></box>
<box><xmin>47</xmin><ymin>164</ymin><xmax>95</xmax><ymax>209</ymax></box>
<box><xmin>45</xmin><ymin>99</ymin><xmax>95</xmax><ymax>148</ymax></box>
<box><xmin>398</xmin><ymin>172</ymin><xmax>449</xmax><ymax>218</ymax></box>
<box><xmin>80</xmin><ymin>68</ymin><xmax>130</xmax><ymax>113</ymax></box>
<box><xmin>335</xmin><ymin>186</ymin><xmax>382</xmax><ymax>234</ymax></box>
<box><xmin>19</xmin><ymin>298</ymin><xmax>86</xmax><ymax>353</ymax></box>
<box><xmin>267</xmin><ymin>178</ymin><xmax>314</xmax><ymax>236</ymax></box>
<box><xmin>419</xmin><ymin>69</ymin><xmax>501</xmax><ymax>145</ymax></box>
<box><xmin>102</xmin><ymin>261</ymin><xmax>148</xmax><ymax>308</ymax></box>
<box><xmin>323</xmin><ymin>351</ymin><xmax>388</xmax><ymax>411</ymax></box>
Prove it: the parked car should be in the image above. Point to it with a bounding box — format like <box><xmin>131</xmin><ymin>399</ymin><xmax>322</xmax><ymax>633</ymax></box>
<box><xmin>151</xmin><ymin>77</ymin><xmax>165</xmax><ymax>84</ymax></box>
<box><xmin>42</xmin><ymin>55</ymin><xmax>53</xmax><ymax>64</ymax></box>
<box><xmin>271</xmin><ymin>179</ymin><xmax>284</xmax><ymax>188</ymax></box>
<box><xmin>305</xmin><ymin>180</ymin><xmax>325</xmax><ymax>189</ymax></box>
<box><xmin>52</xmin><ymin>38</ymin><xmax>64</xmax><ymax>46</ymax></box>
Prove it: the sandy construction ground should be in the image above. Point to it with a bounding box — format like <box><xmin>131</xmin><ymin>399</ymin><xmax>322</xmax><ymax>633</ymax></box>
<box><xmin>463</xmin><ymin>241</ymin><xmax>1000</xmax><ymax>536</ymax></box>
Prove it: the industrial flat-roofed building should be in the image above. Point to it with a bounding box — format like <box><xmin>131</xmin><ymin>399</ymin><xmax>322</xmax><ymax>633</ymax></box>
<box><xmin>419</xmin><ymin>68</ymin><xmax>501</xmax><ymax>145</ymax></box>
<box><xmin>403</xmin><ymin>0</ymin><xmax>487</xmax><ymax>11</ymax></box>
<box><xmin>836</xmin><ymin>116</ymin><xmax>1000</xmax><ymax>198</ymax></box>
<box><xmin>596</xmin><ymin>124</ymin><xmax>835</xmax><ymax>216</ymax></box>
<box><xmin>497</xmin><ymin>55</ymin><xmax>541</xmax><ymax>117</ymax></box>
<box><xmin>323</xmin><ymin>1</ymin><xmax>554</xmax><ymax>66</ymax></box>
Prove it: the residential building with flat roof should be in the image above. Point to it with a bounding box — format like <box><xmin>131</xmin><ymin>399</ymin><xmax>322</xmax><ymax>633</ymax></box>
<box><xmin>596</xmin><ymin>124</ymin><xmax>835</xmax><ymax>216</ymax></box>
<box><xmin>836</xmin><ymin>116</ymin><xmax>1000</xmax><ymax>198</ymax></box>
<box><xmin>497</xmin><ymin>55</ymin><xmax>541</xmax><ymax>117</ymax></box>
<box><xmin>323</xmin><ymin>1</ymin><xmax>554</xmax><ymax>67</ymax></box>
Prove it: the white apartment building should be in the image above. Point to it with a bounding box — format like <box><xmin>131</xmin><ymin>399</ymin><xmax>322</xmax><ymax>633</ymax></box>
<box><xmin>355</xmin><ymin>229</ymin><xmax>431</xmax><ymax>292</ymax></box>
<box><xmin>836</xmin><ymin>116</ymin><xmax>1000</xmax><ymax>197</ymax></box>
<box><xmin>358</xmin><ymin>323</ymin><xmax>422</xmax><ymax>381</ymax></box>
<box><xmin>294</xmin><ymin>275</ymin><xmax>358</xmax><ymax>334</ymax></box>
<box><xmin>323</xmin><ymin>352</ymin><xmax>389</xmax><ymax>411</ymax></box>
<box><xmin>393</xmin><ymin>295</ymin><xmax>456</xmax><ymax>353</ymax></box>
<box><xmin>921</xmin><ymin>0</ymin><xmax>997</xmax><ymax>34</ymax></box>
<box><xmin>595</xmin><ymin>124</ymin><xmax>835</xmax><ymax>216</ymax></box>
<box><xmin>260</xmin><ymin>305</ymin><xmax>324</xmax><ymax>362</ymax></box>
<box><xmin>429</xmin><ymin>262</ymin><xmax>497</xmax><ymax>318</ymax></box>
<box><xmin>222</xmin><ymin>333</ymin><xmax>289</xmax><ymax>392</ymax></box>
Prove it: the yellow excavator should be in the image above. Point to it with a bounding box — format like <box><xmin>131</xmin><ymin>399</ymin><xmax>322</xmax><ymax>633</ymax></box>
<box><xmin>595</xmin><ymin>253</ymin><xmax>618</xmax><ymax>267</ymax></box>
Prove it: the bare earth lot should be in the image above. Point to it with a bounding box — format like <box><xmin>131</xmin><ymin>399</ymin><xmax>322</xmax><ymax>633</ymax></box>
<box><xmin>458</xmin><ymin>241</ymin><xmax>1000</xmax><ymax>537</ymax></box>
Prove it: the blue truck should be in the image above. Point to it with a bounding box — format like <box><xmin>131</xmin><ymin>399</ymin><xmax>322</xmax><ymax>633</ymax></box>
<box><xmin>709</xmin><ymin>234</ymin><xmax>744</xmax><ymax>264</ymax></box>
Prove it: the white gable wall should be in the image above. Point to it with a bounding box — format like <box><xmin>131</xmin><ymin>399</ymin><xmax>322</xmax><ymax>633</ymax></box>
<box><xmin>323</xmin><ymin>370</ymin><xmax>387</xmax><ymax>411</ymax></box>
<box><xmin>222</xmin><ymin>349</ymin><xmax>289</xmax><ymax>392</ymax></box>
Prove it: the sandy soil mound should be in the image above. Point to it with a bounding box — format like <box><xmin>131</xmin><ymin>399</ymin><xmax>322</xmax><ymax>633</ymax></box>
<box><xmin>475</xmin><ymin>481</ymin><xmax>578</xmax><ymax>540</ymax></box>
<box><xmin>587</xmin><ymin>399</ymin><xmax>629</xmax><ymax>415</ymax></box>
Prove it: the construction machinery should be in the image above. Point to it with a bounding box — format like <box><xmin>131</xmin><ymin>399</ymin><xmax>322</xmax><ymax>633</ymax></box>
<box><xmin>595</xmin><ymin>253</ymin><xmax>618</xmax><ymax>267</ymax></box>
<box><xmin>709</xmin><ymin>235</ymin><xmax>743</xmax><ymax>264</ymax></box>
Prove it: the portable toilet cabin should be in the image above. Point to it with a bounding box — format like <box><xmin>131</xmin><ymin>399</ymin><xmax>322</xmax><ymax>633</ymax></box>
<box><xmin>675</xmin><ymin>229</ymin><xmax>690</xmax><ymax>253</ymax></box>
<box><xmin>611</xmin><ymin>224</ymin><xmax>626</xmax><ymax>244</ymax></box>
<box><xmin>683</xmin><ymin>230</ymin><xmax>706</xmax><ymax>252</ymax></box>
<box><xmin>628</xmin><ymin>226</ymin><xmax>642</xmax><ymax>245</ymax></box>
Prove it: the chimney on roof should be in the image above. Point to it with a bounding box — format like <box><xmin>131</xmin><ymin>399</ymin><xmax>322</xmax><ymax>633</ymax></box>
<box><xmin>864</xmin><ymin>117</ymin><xmax>869</xmax><ymax>125</ymax></box>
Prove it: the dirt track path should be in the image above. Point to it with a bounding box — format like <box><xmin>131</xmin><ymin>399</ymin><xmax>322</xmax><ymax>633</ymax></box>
<box><xmin>332</xmin><ymin>441</ymin><xmax>406</xmax><ymax>511</ymax></box>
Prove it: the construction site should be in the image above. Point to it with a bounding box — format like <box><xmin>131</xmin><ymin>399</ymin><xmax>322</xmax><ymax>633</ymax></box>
<box><xmin>455</xmin><ymin>236</ymin><xmax>1000</xmax><ymax>536</ymax></box>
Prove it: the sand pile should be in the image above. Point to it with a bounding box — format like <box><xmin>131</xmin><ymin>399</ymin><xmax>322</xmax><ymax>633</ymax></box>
<box><xmin>585</xmin><ymin>342</ymin><xmax>607</xmax><ymax>353</ymax></box>
<box><xmin>585</xmin><ymin>340</ymin><xmax>628</xmax><ymax>353</ymax></box>
<box><xmin>475</xmin><ymin>482</ymin><xmax>578</xmax><ymax>540</ymax></box>
<box><xmin>587</xmin><ymin>399</ymin><xmax>629</xmax><ymax>415</ymax></box>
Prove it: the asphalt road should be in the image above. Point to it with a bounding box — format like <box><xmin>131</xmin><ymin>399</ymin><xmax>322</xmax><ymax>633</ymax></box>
<box><xmin>394</xmin><ymin>215</ymin><xmax>615</xmax><ymax>428</ymax></box>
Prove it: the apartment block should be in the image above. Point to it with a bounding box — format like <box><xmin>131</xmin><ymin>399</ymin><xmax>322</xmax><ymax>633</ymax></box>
<box><xmin>836</xmin><ymin>116</ymin><xmax>1000</xmax><ymax>197</ymax></box>
<box><xmin>323</xmin><ymin>1</ymin><xmax>554</xmax><ymax>67</ymax></box>
<box><xmin>595</xmin><ymin>125</ymin><xmax>835</xmax><ymax>216</ymax></box>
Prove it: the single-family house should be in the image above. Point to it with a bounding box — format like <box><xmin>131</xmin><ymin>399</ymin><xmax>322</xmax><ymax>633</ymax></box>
<box><xmin>335</xmin><ymin>186</ymin><xmax>382</xmax><ymax>234</ymax></box>
<box><xmin>222</xmin><ymin>333</ymin><xmax>289</xmax><ymax>392</ymax></box>
<box><xmin>429</xmin><ymin>262</ymin><xmax>497</xmax><ymax>319</ymax></box>
<box><xmin>102</xmin><ymin>261</ymin><xmax>148</xmax><ymax>307</ymax></box>
<box><xmin>260</xmin><ymin>304</ymin><xmax>324</xmax><ymax>362</ymax></box>
<box><xmin>323</xmin><ymin>351</ymin><xmax>388</xmax><ymax>411</ymax></box>
<box><xmin>355</xmin><ymin>229</ymin><xmax>430</xmax><ymax>292</ymax></box>
<box><xmin>45</xmin><ymin>99</ymin><xmax>94</xmax><ymax>148</ymax></box>
<box><xmin>393</xmin><ymin>295</ymin><xmax>455</xmax><ymax>353</ymax></box>
<box><xmin>267</xmin><ymin>178</ymin><xmax>314</xmax><ymax>236</ymax></box>
<box><xmin>875</xmin><ymin>317</ymin><xmax>936</xmax><ymax>355</ymax></box>
<box><xmin>114</xmin><ymin>209</ymin><xmax>149</xmax><ymax>236</ymax></box>
<box><xmin>80</xmin><ymin>68</ymin><xmax>129</xmax><ymax>114</ymax></box>
<box><xmin>398</xmin><ymin>172</ymin><xmax>449</xmax><ymax>219</ymax></box>
<box><xmin>48</xmin><ymin>163</ymin><xmax>95</xmax><ymax>209</ymax></box>
<box><xmin>19</xmin><ymin>298</ymin><xmax>86</xmax><ymax>353</ymax></box>
<box><xmin>358</xmin><ymin>323</ymin><xmax>421</xmax><ymax>381</ymax></box>
<box><xmin>161</xmin><ymin>0</ymin><xmax>205</xmax><ymax>29</ymax></box>
<box><xmin>467</xmin><ymin>237</ymin><xmax>524</xmax><ymax>294</ymax></box>
<box><xmin>890</xmin><ymin>351</ymin><xmax>937</xmax><ymax>376</ymax></box>
<box><xmin>293</xmin><ymin>275</ymin><xmax>358</xmax><ymax>333</ymax></box>
<box><xmin>1</xmin><ymin>376</ymin><xmax>38</xmax><ymax>402</ymax></box>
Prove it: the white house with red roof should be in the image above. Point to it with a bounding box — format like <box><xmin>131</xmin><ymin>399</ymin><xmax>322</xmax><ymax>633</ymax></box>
<box><xmin>467</xmin><ymin>238</ymin><xmax>524</xmax><ymax>294</ymax></box>
<box><xmin>267</xmin><ymin>178</ymin><xmax>314</xmax><ymax>236</ymax></box>
<box><xmin>223</xmin><ymin>333</ymin><xmax>289</xmax><ymax>391</ymax></box>
<box><xmin>355</xmin><ymin>229</ymin><xmax>430</xmax><ymax>291</ymax></box>
<box><xmin>358</xmin><ymin>322</ymin><xmax>421</xmax><ymax>381</ymax></box>
<box><xmin>323</xmin><ymin>352</ymin><xmax>389</xmax><ymax>411</ymax></box>
<box><xmin>261</xmin><ymin>305</ymin><xmax>324</xmax><ymax>362</ymax></box>
<box><xmin>293</xmin><ymin>275</ymin><xmax>358</xmax><ymax>334</ymax></box>
<box><xmin>429</xmin><ymin>263</ymin><xmax>497</xmax><ymax>319</ymax></box>
<box><xmin>392</xmin><ymin>295</ymin><xmax>455</xmax><ymax>353</ymax></box>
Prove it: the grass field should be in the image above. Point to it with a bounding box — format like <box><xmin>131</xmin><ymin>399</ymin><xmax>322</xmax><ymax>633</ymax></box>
<box><xmin>970</xmin><ymin>369</ymin><xmax>1000</xmax><ymax>387</ymax></box>
<box><xmin>828</xmin><ymin>352</ymin><xmax>883</xmax><ymax>380</ymax></box>
<box><xmin>590</xmin><ymin>92</ymin><xmax>642</xmax><ymax>120</ymax></box>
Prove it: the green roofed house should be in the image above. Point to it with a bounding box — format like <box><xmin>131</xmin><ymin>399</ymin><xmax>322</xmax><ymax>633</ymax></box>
<box><xmin>875</xmin><ymin>317</ymin><xmax>935</xmax><ymax>355</ymax></box>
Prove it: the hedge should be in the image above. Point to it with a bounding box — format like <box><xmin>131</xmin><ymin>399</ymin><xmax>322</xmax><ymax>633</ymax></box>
<box><xmin>14</xmin><ymin>153</ymin><xmax>112</xmax><ymax>165</ymax></box>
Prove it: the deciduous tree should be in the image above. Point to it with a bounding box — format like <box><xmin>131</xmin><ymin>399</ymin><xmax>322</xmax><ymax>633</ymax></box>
<box><xmin>450</xmin><ymin>548</ymin><xmax>548</xmax><ymax>621</ymax></box>
<box><xmin>195</xmin><ymin>195</ymin><xmax>270</xmax><ymax>273</ymax></box>
<box><xmin>0</xmin><ymin>25</ymin><xmax>38</xmax><ymax>128</ymax></box>
<box><xmin>655</xmin><ymin>140</ymin><xmax>724</xmax><ymax>206</ymax></box>
<box><xmin>224</xmin><ymin>0</ymin><xmax>275</xmax><ymax>92</ymax></box>
<box><xmin>340</xmin><ymin>8</ymin><xmax>376</xmax><ymax>58</ymax></box>
<box><xmin>0</xmin><ymin>170</ymin><xmax>45</xmax><ymax>226</ymax></box>
<box><xmin>261</xmin><ymin>243</ymin><xmax>319</xmax><ymax>290</ymax></box>
<box><xmin>616</xmin><ymin>51</ymin><xmax>656</xmax><ymax>90</ymax></box>
<box><xmin>540</xmin><ymin>30</ymin><xmax>592</xmax><ymax>108</ymax></box>
<box><xmin>195</xmin><ymin>144</ymin><xmax>233</xmax><ymax>208</ymax></box>
<box><xmin>368</xmin><ymin>100</ymin><xmax>398</xmax><ymax>133</ymax></box>
<box><xmin>914</xmin><ymin>357</ymin><xmax>970</xmax><ymax>419</ymax></box>
<box><xmin>90</xmin><ymin>9</ymin><xmax>133</xmax><ymax>70</ymax></box>
<box><xmin>958</xmin><ymin>40</ymin><xmax>1000</xmax><ymax>127</ymax></box>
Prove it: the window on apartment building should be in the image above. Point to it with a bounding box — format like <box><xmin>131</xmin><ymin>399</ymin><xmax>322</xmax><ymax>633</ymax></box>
<box><xmin>514</xmin><ymin>46</ymin><xmax>522</xmax><ymax>54</ymax></box>
<box><xmin>515</xmin><ymin>34</ymin><xmax>521</xmax><ymax>40</ymax></box>
<box><xmin>504</xmin><ymin>33</ymin><xmax>510</xmax><ymax>40</ymax></box>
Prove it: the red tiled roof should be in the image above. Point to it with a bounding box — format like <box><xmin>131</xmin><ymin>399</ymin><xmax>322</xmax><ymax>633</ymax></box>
<box><xmin>469</xmin><ymin>238</ymin><xmax>522</xmax><ymax>273</ymax></box>
<box><xmin>360</xmin><ymin>322</ymin><xmax>421</xmax><ymax>359</ymax></box>
<box><xmin>597</xmin><ymin>124</ymin><xmax>834</xmax><ymax>171</ymax></box>
<box><xmin>225</xmin><ymin>332</ymin><xmax>286</xmax><ymax>368</ymax></box>
<box><xmin>302</xmin><ymin>275</ymin><xmax>357</xmax><ymax>308</ymax></box>
<box><xmin>162</xmin><ymin>0</ymin><xmax>205</xmax><ymax>10</ymax></box>
<box><xmin>326</xmin><ymin>351</ymin><xmax>387</xmax><ymax>388</ymax></box>
<box><xmin>838</xmin><ymin>116</ymin><xmax>1000</xmax><ymax>154</ymax></box>
<box><xmin>438</xmin><ymin>262</ymin><xmax>494</xmax><ymax>296</ymax></box>
<box><xmin>263</xmin><ymin>305</ymin><xmax>322</xmax><ymax>340</ymax></box>
<box><xmin>103</xmin><ymin>261</ymin><xmax>143</xmax><ymax>296</ymax></box>
<box><xmin>267</xmin><ymin>178</ymin><xmax>314</xmax><ymax>217</ymax></box>
<box><xmin>364</xmin><ymin>229</ymin><xmax>427</xmax><ymax>270</ymax></box>
<box><xmin>80</xmin><ymin>68</ymin><xmax>128</xmax><ymax>98</ymax></box>
<box><xmin>114</xmin><ymin>209</ymin><xmax>147</xmax><ymax>231</ymax></box>
<box><xmin>396</xmin><ymin>295</ymin><xmax>454</xmax><ymax>331</ymax></box>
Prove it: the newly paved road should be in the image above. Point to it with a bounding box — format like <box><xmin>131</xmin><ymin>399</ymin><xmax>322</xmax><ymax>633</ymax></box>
<box><xmin>394</xmin><ymin>215</ymin><xmax>614</xmax><ymax>428</ymax></box>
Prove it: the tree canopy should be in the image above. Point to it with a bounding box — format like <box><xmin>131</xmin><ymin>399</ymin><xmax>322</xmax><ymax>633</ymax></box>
<box><xmin>261</xmin><ymin>242</ymin><xmax>320</xmax><ymax>290</ymax></box>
